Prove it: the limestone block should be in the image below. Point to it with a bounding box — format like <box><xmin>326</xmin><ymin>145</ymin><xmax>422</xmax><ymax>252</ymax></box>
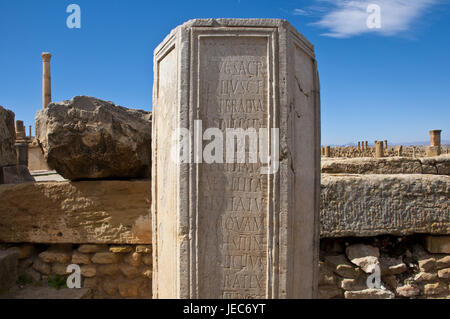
<box><xmin>0</xmin><ymin>180</ymin><xmax>151</xmax><ymax>244</ymax></box>
<box><xmin>425</xmin><ymin>236</ymin><xmax>450</xmax><ymax>254</ymax></box>
<box><xmin>72</xmin><ymin>251</ymin><xmax>90</xmax><ymax>265</ymax></box>
<box><xmin>320</xmin><ymin>174</ymin><xmax>450</xmax><ymax>237</ymax></box>
<box><xmin>438</xmin><ymin>268</ymin><xmax>450</xmax><ymax>279</ymax></box>
<box><xmin>346</xmin><ymin>244</ymin><xmax>380</xmax><ymax>273</ymax></box>
<box><xmin>35</xmin><ymin>96</ymin><xmax>152</xmax><ymax>180</ymax></box>
<box><xmin>396</xmin><ymin>284</ymin><xmax>420</xmax><ymax>298</ymax></box>
<box><xmin>80</xmin><ymin>264</ymin><xmax>96</xmax><ymax>278</ymax></box>
<box><xmin>39</xmin><ymin>249</ymin><xmax>71</xmax><ymax>264</ymax></box>
<box><xmin>91</xmin><ymin>252</ymin><xmax>119</xmax><ymax>264</ymax></box>
<box><xmin>152</xmin><ymin>18</ymin><xmax>320</xmax><ymax>299</ymax></box>
<box><xmin>424</xmin><ymin>282</ymin><xmax>447</xmax><ymax>295</ymax></box>
<box><xmin>344</xmin><ymin>288</ymin><xmax>394</xmax><ymax>299</ymax></box>
<box><xmin>436</xmin><ymin>256</ymin><xmax>450</xmax><ymax>269</ymax></box>
<box><xmin>78</xmin><ymin>244</ymin><xmax>107</xmax><ymax>253</ymax></box>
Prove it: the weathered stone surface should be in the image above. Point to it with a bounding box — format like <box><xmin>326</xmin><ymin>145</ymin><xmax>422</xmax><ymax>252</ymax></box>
<box><xmin>436</xmin><ymin>256</ymin><xmax>450</xmax><ymax>269</ymax></box>
<box><xmin>322</xmin><ymin>155</ymin><xmax>450</xmax><ymax>175</ymax></box>
<box><xmin>339</xmin><ymin>278</ymin><xmax>367</xmax><ymax>291</ymax></box>
<box><xmin>438</xmin><ymin>268</ymin><xmax>450</xmax><ymax>279</ymax></box>
<box><xmin>142</xmin><ymin>255</ymin><xmax>152</xmax><ymax>266</ymax></box>
<box><xmin>318</xmin><ymin>285</ymin><xmax>343</xmax><ymax>299</ymax></box>
<box><xmin>380</xmin><ymin>257</ymin><xmax>407</xmax><ymax>275</ymax></box>
<box><xmin>39</xmin><ymin>249</ymin><xmax>71</xmax><ymax>264</ymax></box>
<box><xmin>346</xmin><ymin>244</ymin><xmax>379</xmax><ymax>273</ymax></box>
<box><xmin>119</xmin><ymin>263</ymin><xmax>139</xmax><ymax>279</ymax></box>
<box><xmin>321</xmin><ymin>174</ymin><xmax>450</xmax><ymax>237</ymax></box>
<box><xmin>118</xmin><ymin>279</ymin><xmax>141</xmax><ymax>298</ymax></box>
<box><xmin>0</xmin><ymin>180</ymin><xmax>151</xmax><ymax>244</ymax></box>
<box><xmin>32</xmin><ymin>258</ymin><xmax>51</xmax><ymax>275</ymax></box>
<box><xmin>124</xmin><ymin>252</ymin><xmax>141</xmax><ymax>267</ymax></box>
<box><xmin>318</xmin><ymin>261</ymin><xmax>336</xmax><ymax>286</ymax></box>
<box><xmin>0</xmin><ymin>250</ymin><xmax>18</xmax><ymax>291</ymax></box>
<box><xmin>425</xmin><ymin>236</ymin><xmax>450</xmax><ymax>254</ymax></box>
<box><xmin>424</xmin><ymin>282</ymin><xmax>448</xmax><ymax>295</ymax></box>
<box><xmin>9</xmin><ymin>286</ymin><xmax>91</xmax><ymax>299</ymax></box>
<box><xmin>81</xmin><ymin>264</ymin><xmax>96</xmax><ymax>278</ymax></box>
<box><xmin>322</xmin><ymin>157</ymin><xmax>421</xmax><ymax>174</ymax></box>
<box><xmin>135</xmin><ymin>245</ymin><xmax>151</xmax><ymax>254</ymax></box>
<box><xmin>0</xmin><ymin>106</ymin><xmax>17</xmax><ymax>168</ymax></box>
<box><xmin>72</xmin><ymin>251</ymin><xmax>91</xmax><ymax>264</ymax></box>
<box><xmin>419</xmin><ymin>258</ymin><xmax>436</xmax><ymax>272</ymax></box>
<box><xmin>91</xmin><ymin>252</ymin><xmax>119</xmax><ymax>264</ymax></box>
<box><xmin>8</xmin><ymin>245</ymin><xmax>34</xmax><ymax>259</ymax></box>
<box><xmin>414</xmin><ymin>272</ymin><xmax>438</xmax><ymax>283</ymax></box>
<box><xmin>78</xmin><ymin>244</ymin><xmax>107</xmax><ymax>253</ymax></box>
<box><xmin>396</xmin><ymin>284</ymin><xmax>420</xmax><ymax>297</ymax></box>
<box><xmin>109</xmin><ymin>246</ymin><xmax>133</xmax><ymax>253</ymax></box>
<box><xmin>102</xmin><ymin>278</ymin><xmax>118</xmax><ymax>295</ymax></box>
<box><xmin>152</xmin><ymin>18</ymin><xmax>321</xmax><ymax>299</ymax></box>
<box><xmin>324</xmin><ymin>255</ymin><xmax>361</xmax><ymax>279</ymax></box>
<box><xmin>52</xmin><ymin>263</ymin><xmax>69</xmax><ymax>275</ymax></box>
<box><xmin>1</xmin><ymin>165</ymin><xmax>35</xmax><ymax>184</ymax></box>
<box><xmin>97</xmin><ymin>264</ymin><xmax>120</xmax><ymax>276</ymax></box>
<box><xmin>35</xmin><ymin>96</ymin><xmax>152</xmax><ymax>180</ymax></box>
<box><xmin>344</xmin><ymin>288</ymin><xmax>395</xmax><ymax>299</ymax></box>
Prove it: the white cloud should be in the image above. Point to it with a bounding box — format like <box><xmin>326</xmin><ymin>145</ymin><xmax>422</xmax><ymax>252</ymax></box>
<box><xmin>294</xmin><ymin>0</ymin><xmax>438</xmax><ymax>38</ymax></box>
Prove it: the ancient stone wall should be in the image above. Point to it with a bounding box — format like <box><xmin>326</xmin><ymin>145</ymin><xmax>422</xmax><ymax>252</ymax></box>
<box><xmin>1</xmin><ymin>243</ymin><xmax>152</xmax><ymax>298</ymax></box>
<box><xmin>318</xmin><ymin>235</ymin><xmax>450</xmax><ymax>299</ymax></box>
<box><xmin>324</xmin><ymin>146</ymin><xmax>449</xmax><ymax>159</ymax></box>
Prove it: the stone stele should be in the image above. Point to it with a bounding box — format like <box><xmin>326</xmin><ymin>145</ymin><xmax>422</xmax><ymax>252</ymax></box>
<box><xmin>152</xmin><ymin>19</ymin><xmax>321</xmax><ymax>299</ymax></box>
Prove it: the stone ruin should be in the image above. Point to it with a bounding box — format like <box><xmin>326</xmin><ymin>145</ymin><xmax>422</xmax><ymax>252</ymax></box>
<box><xmin>0</xmin><ymin>18</ymin><xmax>449</xmax><ymax>300</ymax></box>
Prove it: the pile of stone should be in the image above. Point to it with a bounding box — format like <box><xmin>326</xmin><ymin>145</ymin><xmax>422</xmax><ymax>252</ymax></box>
<box><xmin>35</xmin><ymin>96</ymin><xmax>152</xmax><ymax>180</ymax></box>
<box><xmin>319</xmin><ymin>241</ymin><xmax>450</xmax><ymax>299</ymax></box>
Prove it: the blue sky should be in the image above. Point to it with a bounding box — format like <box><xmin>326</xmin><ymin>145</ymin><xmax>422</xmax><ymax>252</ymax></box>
<box><xmin>0</xmin><ymin>0</ymin><xmax>449</xmax><ymax>145</ymax></box>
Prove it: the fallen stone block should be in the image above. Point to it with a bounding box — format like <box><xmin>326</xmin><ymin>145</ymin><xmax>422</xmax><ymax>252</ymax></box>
<box><xmin>36</xmin><ymin>96</ymin><xmax>152</xmax><ymax>180</ymax></box>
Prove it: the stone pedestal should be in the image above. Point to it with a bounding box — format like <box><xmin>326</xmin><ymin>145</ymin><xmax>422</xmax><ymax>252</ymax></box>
<box><xmin>427</xmin><ymin>130</ymin><xmax>442</xmax><ymax>157</ymax></box>
<box><xmin>151</xmin><ymin>19</ymin><xmax>320</xmax><ymax>299</ymax></box>
<box><xmin>375</xmin><ymin>141</ymin><xmax>384</xmax><ymax>158</ymax></box>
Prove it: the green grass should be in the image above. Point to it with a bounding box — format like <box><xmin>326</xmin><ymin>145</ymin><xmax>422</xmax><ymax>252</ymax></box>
<box><xmin>47</xmin><ymin>275</ymin><xmax>68</xmax><ymax>290</ymax></box>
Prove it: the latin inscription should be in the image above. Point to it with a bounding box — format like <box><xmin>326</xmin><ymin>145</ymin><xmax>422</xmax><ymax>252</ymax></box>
<box><xmin>199</xmin><ymin>36</ymin><xmax>268</xmax><ymax>299</ymax></box>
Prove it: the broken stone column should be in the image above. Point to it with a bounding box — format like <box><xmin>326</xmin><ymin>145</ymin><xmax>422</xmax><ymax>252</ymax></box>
<box><xmin>41</xmin><ymin>52</ymin><xmax>52</xmax><ymax>109</ymax></box>
<box><xmin>365</xmin><ymin>141</ymin><xmax>368</xmax><ymax>150</ymax></box>
<box><xmin>384</xmin><ymin>140</ymin><xmax>388</xmax><ymax>149</ymax></box>
<box><xmin>357</xmin><ymin>141</ymin><xmax>361</xmax><ymax>151</ymax></box>
<box><xmin>375</xmin><ymin>141</ymin><xmax>384</xmax><ymax>158</ymax></box>
<box><xmin>324</xmin><ymin>146</ymin><xmax>331</xmax><ymax>158</ymax></box>
<box><xmin>15</xmin><ymin>120</ymin><xmax>25</xmax><ymax>139</ymax></box>
<box><xmin>397</xmin><ymin>145</ymin><xmax>403</xmax><ymax>156</ymax></box>
<box><xmin>152</xmin><ymin>19</ymin><xmax>320</xmax><ymax>299</ymax></box>
<box><xmin>426</xmin><ymin>129</ymin><xmax>442</xmax><ymax>157</ymax></box>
